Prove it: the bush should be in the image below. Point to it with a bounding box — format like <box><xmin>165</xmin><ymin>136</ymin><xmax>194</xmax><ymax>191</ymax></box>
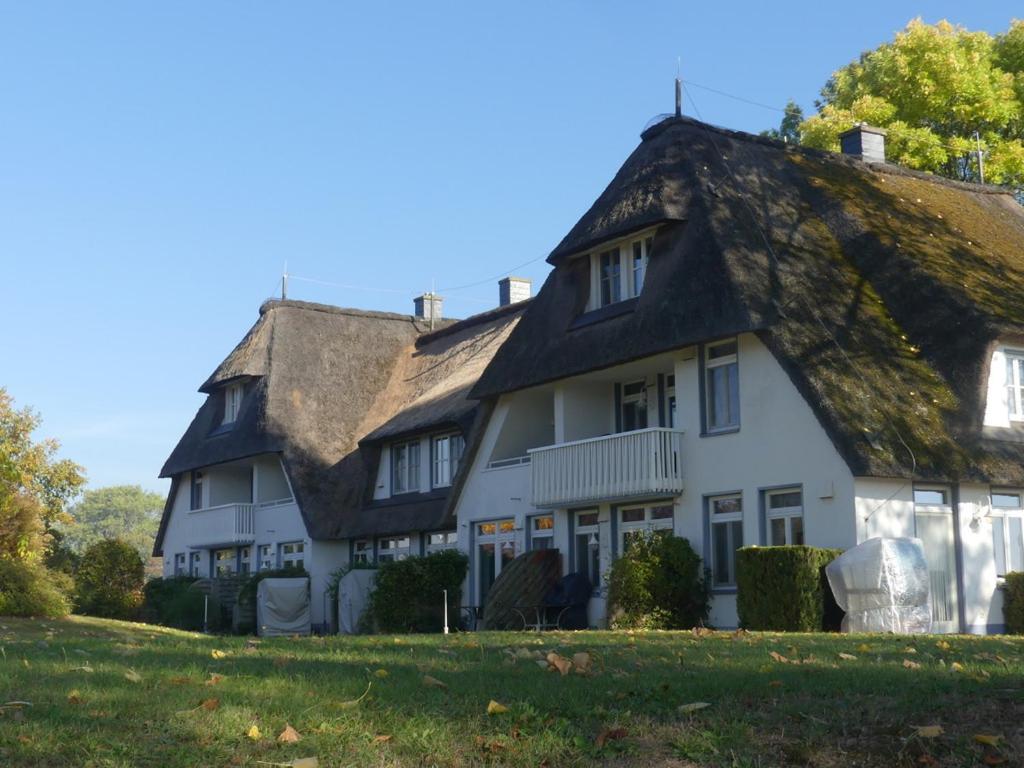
<box><xmin>142</xmin><ymin>576</ymin><xmax>218</xmax><ymax>631</ymax></box>
<box><xmin>0</xmin><ymin>558</ymin><xmax>72</xmax><ymax>617</ymax></box>
<box><xmin>1005</xmin><ymin>572</ymin><xmax>1024</xmax><ymax>634</ymax></box>
<box><xmin>736</xmin><ymin>546</ymin><xmax>843</xmax><ymax>631</ymax></box>
<box><xmin>74</xmin><ymin>539</ymin><xmax>145</xmax><ymax>619</ymax></box>
<box><xmin>606</xmin><ymin>534</ymin><xmax>710</xmax><ymax>630</ymax></box>
<box><xmin>366</xmin><ymin>550</ymin><xmax>469</xmax><ymax>633</ymax></box>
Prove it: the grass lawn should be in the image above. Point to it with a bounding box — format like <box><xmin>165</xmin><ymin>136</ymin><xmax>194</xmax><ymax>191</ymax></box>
<box><xmin>1</xmin><ymin>617</ymin><xmax>1023</xmax><ymax>767</ymax></box>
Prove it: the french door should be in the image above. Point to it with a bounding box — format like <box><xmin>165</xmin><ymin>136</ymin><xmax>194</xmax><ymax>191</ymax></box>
<box><xmin>915</xmin><ymin>494</ymin><xmax>959</xmax><ymax>633</ymax></box>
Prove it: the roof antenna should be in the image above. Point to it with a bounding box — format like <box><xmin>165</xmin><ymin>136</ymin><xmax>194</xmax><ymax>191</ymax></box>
<box><xmin>675</xmin><ymin>57</ymin><xmax>682</xmax><ymax>118</ymax></box>
<box><xmin>281</xmin><ymin>261</ymin><xmax>289</xmax><ymax>300</ymax></box>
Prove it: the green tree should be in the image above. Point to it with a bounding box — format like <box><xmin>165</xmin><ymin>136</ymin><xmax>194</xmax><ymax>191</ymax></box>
<box><xmin>62</xmin><ymin>485</ymin><xmax>163</xmax><ymax>560</ymax></box>
<box><xmin>801</xmin><ymin>19</ymin><xmax>1024</xmax><ymax>190</ymax></box>
<box><xmin>0</xmin><ymin>388</ymin><xmax>84</xmax><ymax>562</ymax></box>
<box><xmin>762</xmin><ymin>100</ymin><xmax>804</xmax><ymax>143</ymax></box>
<box><xmin>74</xmin><ymin>539</ymin><xmax>145</xmax><ymax>619</ymax></box>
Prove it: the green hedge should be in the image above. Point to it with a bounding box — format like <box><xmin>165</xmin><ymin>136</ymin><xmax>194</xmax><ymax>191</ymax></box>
<box><xmin>1005</xmin><ymin>572</ymin><xmax>1024</xmax><ymax>634</ymax></box>
<box><xmin>607</xmin><ymin>533</ymin><xmax>709</xmax><ymax>629</ymax></box>
<box><xmin>141</xmin><ymin>576</ymin><xmax>221</xmax><ymax>631</ymax></box>
<box><xmin>365</xmin><ymin>550</ymin><xmax>468</xmax><ymax>633</ymax></box>
<box><xmin>0</xmin><ymin>558</ymin><xmax>72</xmax><ymax>618</ymax></box>
<box><xmin>736</xmin><ymin>546</ymin><xmax>843</xmax><ymax>631</ymax></box>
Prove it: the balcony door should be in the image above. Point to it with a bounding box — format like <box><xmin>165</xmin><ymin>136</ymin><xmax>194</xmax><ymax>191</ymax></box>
<box><xmin>914</xmin><ymin>488</ymin><xmax>960</xmax><ymax>633</ymax></box>
<box><xmin>476</xmin><ymin>519</ymin><xmax>516</xmax><ymax>606</ymax></box>
<box><xmin>619</xmin><ymin>381</ymin><xmax>648</xmax><ymax>432</ymax></box>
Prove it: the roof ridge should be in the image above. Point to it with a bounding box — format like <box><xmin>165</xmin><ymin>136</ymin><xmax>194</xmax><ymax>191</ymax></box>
<box><xmin>259</xmin><ymin>298</ymin><xmax>456</xmax><ymax>329</ymax></box>
<box><xmin>415</xmin><ymin>299</ymin><xmax>531</xmax><ymax>346</ymax></box>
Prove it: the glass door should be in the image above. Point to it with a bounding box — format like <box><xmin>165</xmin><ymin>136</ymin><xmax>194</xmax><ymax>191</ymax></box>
<box><xmin>914</xmin><ymin>488</ymin><xmax>959</xmax><ymax>633</ymax></box>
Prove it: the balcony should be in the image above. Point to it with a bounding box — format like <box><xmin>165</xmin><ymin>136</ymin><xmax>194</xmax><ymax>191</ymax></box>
<box><xmin>187</xmin><ymin>503</ymin><xmax>255</xmax><ymax>548</ymax></box>
<box><xmin>529</xmin><ymin>428</ymin><xmax>684</xmax><ymax>508</ymax></box>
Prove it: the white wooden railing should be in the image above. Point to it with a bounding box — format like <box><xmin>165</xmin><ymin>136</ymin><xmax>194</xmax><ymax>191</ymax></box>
<box><xmin>528</xmin><ymin>428</ymin><xmax>684</xmax><ymax>508</ymax></box>
<box><xmin>186</xmin><ymin>502</ymin><xmax>255</xmax><ymax>547</ymax></box>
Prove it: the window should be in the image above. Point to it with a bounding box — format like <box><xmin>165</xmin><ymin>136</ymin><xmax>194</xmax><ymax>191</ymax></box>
<box><xmin>213</xmin><ymin>547</ymin><xmax>234</xmax><ymax>577</ymax></box>
<box><xmin>575</xmin><ymin>511</ymin><xmax>601</xmax><ymax>588</ymax></box>
<box><xmin>426</xmin><ymin>531</ymin><xmax>458</xmax><ymax>554</ymax></box>
<box><xmin>189</xmin><ymin>552</ymin><xmax>201</xmax><ymax>577</ymax></box>
<box><xmin>477</xmin><ymin>519</ymin><xmax>516</xmax><ymax>605</ymax></box>
<box><xmin>353</xmin><ymin>539</ymin><xmax>371</xmax><ymax>564</ymax></box>
<box><xmin>1007</xmin><ymin>354</ymin><xmax>1024</xmax><ymax>421</ymax></box>
<box><xmin>632</xmin><ymin>237</ymin><xmax>652</xmax><ymax>296</ymax></box>
<box><xmin>708</xmin><ymin>494</ymin><xmax>743</xmax><ymax>587</ymax></box>
<box><xmin>173</xmin><ymin>553</ymin><xmax>186</xmax><ymax>576</ymax></box>
<box><xmin>529</xmin><ymin>515</ymin><xmax>554</xmax><ymax>550</ymax></box>
<box><xmin>619</xmin><ymin>504</ymin><xmax>673</xmax><ymax>553</ymax></box>
<box><xmin>599</xmin><ymin>248</ymin><xmax>621</xmax><ymax>306</ymax></box>
<box><xmin>377</xmin><ymin>536</ymin><xmax>411</xmax><ymax>563</ymax></box>
<box><xmin>280</xmin><ymin>541</ymin><xmax>305</xmax><ymax>570</ymax></box>
<box><xmin>666</xmin><ymin>374</ymin><xmax>677</xmax><ymax>429</ymax></box>
<box><xmin>620</xmin><ymin>380</ymin><xmax>648</xmax><ymax>432</ymax></box>
<box><xmin>913</xmin><ymin>488</ymin><xmax>948</xmax><ymax>505</ymax></box>
<box><xmin>239</xmin><ymin>546</ymin><xmax>251</xmax><ymax>575</ymax></box>
<box><xmin>432</xmin><ymin>434</ymin><xmax>465</xmax><ymax>488</ymax></box>
<box><xmin>190</xmin><ymin>471</ymin><xmax>204</xmax><ymax>511</ymax></box>
<box><xmin>705</xmin><ymin>340</ymin><xmax>739</xmax><ymax>432</ymax></box>
<box><xmin>258</xmin><ymin>544</ymin><xmax>274</xmax><ymax>570</ymax></box>
<box><xmin>992</xmin><ymin>492</ymin><xmax>1024</xmax><ymax>577</ymax></box>
<box><xmin>392</xmin><ymin>440</ymin><xmax>421</xmax><ymax>494</ymax></box>
<box><xmin>223</xmin><ymin>382</ymin><xmax>244</xmax><ymax>424</ymax></box>
<box><xmin>766</xmin><ymin>488</ymin><xmax>804</xmax><ymax>545</ymax></box>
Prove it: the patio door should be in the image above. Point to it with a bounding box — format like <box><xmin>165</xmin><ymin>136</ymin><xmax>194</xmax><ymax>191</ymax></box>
<box><xmin>476</xmin><ymin>519</ymin><xmax>516</xmax><ymax>606</ymax></box>
<box><xmin>914</xmin><ymin>488</ymin><xmax>959</xmax><ymax>633</ymax></box>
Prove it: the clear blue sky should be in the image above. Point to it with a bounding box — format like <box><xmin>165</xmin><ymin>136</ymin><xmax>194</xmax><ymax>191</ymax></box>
<box><xmin>0</xmin><ymin>2</ymin><xmax>1014</xmax><ymax>495</ymax></box>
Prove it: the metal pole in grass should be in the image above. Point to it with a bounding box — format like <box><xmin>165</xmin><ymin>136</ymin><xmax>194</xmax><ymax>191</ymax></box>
<box><xmin>204</xmin><ymin>595</ymin><xmax>209</xmax><ymax>633</ymax></box>
<box><xmin>443</xmin><ymin>589</ymin><xmax>449</xmax><ymax>634</ymax></box>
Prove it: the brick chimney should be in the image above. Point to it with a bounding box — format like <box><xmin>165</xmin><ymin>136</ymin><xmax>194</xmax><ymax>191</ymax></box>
<box><xmin>498</xmin><ymin>276</ymin><xmax>531</xmax><ymax>307</ymax></box>
<box><xmin>414</xmin><ymin>293</ymin><xmax>443</xmax><ymax>321</ymax></box>
<box><xmin>839</xmin><ymin>124</ymin><xmax>886</xmax><ymax>163</ymax></box>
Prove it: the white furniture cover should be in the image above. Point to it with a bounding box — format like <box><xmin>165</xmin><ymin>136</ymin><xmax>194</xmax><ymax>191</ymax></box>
<box><xmin>337</xmin><ymin>568</ymin><xmax>378</xmax><ymax>634</ymax></box>
<box><xmin>825</xmin><ymin>537</ymin><xmax>932</xmax><ymax>634</ymax></box>
<box><xmin>257</xmin><ymin>577</ymin><xmax>311</xmax><ymax>637</ymax></box>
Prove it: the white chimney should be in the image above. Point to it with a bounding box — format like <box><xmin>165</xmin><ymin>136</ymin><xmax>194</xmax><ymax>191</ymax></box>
<box><xmin>498</xmin><ymin>277</ymin><xmax>531</xmax><ymax>307</ymax></box>
<box><xmin>414</xmin><ymin>293</ymin><xmax>443</xmax><ymax>321</ymax></box>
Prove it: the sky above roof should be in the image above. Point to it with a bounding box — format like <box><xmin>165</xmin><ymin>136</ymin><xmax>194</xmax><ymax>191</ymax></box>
<box><xmin>0</xmin><ymin>2</ymin><xmax>1013</xmax><ymax>494</ymax></box>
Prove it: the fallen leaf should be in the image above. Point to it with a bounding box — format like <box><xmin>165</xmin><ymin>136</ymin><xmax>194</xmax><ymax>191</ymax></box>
<box><xmin>124</xmin><ymin>668</ymin><xmax>142</xmax><ymax>683</ymax></box>
<box><xmin>595</xmin><ymin>727</ymin><xmax>628</xmax><ymax>748</ymax></box>
<box><xmin>278</xmin><ymin>724</ymin><xmax>301</xmax><ymax>743</ymax></box>
<box><xmin>678</xmin><ymin>702</ymin><xmax>711</xmax><ymax>714</ymax></box>
<box><xmin>936</xmin><ymin>640</ymin><xmax>951</xmax><ymax>651</ymax></box>
<box><xmin>838</xmin><ymin>653</ymin><xmax>857</xmax><ymax>661</ymax></box>
<box><xmin>903</xmin><ymin>659</ymin><xmax>921</xmax><ymax>670</ymax></box>
<box><xmin>768</xmin><ymin>679</ymin><xmax>783</xmax><ymax>688</ymax></box>
<box><xmin>974</xmin><ymin>734</ymin><xmax>1002</xmax><ymax>747</ymax></box>
<box><xmin>211</xmin><ymin>650</ymin><xmax>227</xmax><ymax>660</ymax></box>
<box><xmin>374</xmin><ymin>669</ymin><xmax>389</xmax><ymax>678</ymax></box>
<box><xmin>546</xmin><ymin>652</ymin><xmax>573</xmax><ymax>676</ymax></box>
<box><xmin>913</xmin><ymin>725</ymin><xmax>944</xmax><ymax>739</ymax></box>
<box><xmin>982</xmin><ymin>755</ymin><xmax>1008</xmax><ymax>766</ymax></box>
<box><xmin>487</xmin><ymin>700</ymin><xmax>509</xmax><ymax>715</ymax></box>
<box><xmin>856</xmin><ymin>643</ymin><xmax>873</xmax><ymax>653</ymax></box>
<box><xmin>372</xmin><ymin>734</ymin><xmax>392</xmax><ymax>745</ymax></box>
<box><xmin>769</xmin><ymin>651</ymin><xmax>789</xmax><ymax>664</ymax></box>
<box><xmin>168</xmin><ymin>676</ymin><xmax>191</xmax><ymax>685</ymax></box>
<box><xmin>67</xmin><ymin>690</ymin><xmax>82</xmax><ymax>705</ymax></box>
<box><xmin>422</xmin><ymin>675</ymin><xmax>448</xmax><ymax>690</ymax></box>
<box><xmin>206</xmin><ymin>673</ymin><xmax>226</xmax><ymax>686</ymax></box>
<box><xmin>572</xmin><ymin>652</ymin><xmax>592</xmax><ymax>674</ymax></box>
<box><xmin>950</xmin><ymin>662</ymin><xmax>965</xmax><ymax>672</ymax></box>
<box><xmin>247</xmin><ymin>724</ymin><xmax>261</xmax><ymax>740</ymax></box>
<box><xmin>200</xmin><ymin>698</ymin><xmax>220</xmax><ymax>711</ymax></box>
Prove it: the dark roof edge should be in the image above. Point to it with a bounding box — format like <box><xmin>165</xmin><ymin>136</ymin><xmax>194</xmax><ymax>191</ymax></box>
<box><xmin>547</xmin><ymin>219</ymin><xmax>681</xmax><ymax>265</ymax></box>
<box><xmin>159</xmin><ymin>448</ymin><xmax>280</xmax><ymax>479</ymax></box>
<box><xmin>415</xmin><ymin>299</ymin><xmax>530</xmax><ymax>347</ymax></box>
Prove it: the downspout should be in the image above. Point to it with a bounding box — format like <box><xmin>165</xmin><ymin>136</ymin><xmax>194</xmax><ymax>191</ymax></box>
<box><xmin>951</xmin><ymin>483</ymin><xmax>967</xmax><ymax>633</ymax></box>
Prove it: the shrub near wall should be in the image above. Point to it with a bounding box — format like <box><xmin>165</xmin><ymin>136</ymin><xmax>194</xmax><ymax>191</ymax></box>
<box><xmin>366</xmin><ymin>550</ymin><xmax>469</xmax><ymax>633</ymax></box>
<box><xmin>74</xmin><ymin>539</ymin><xmax>145</xmax><ymax>619</ymax></box>
<box><xmin>142</xmin><ymin>576</ymin><xmax>216</xmax><ymax>631</ymax></box>
<box><xmin>736</xmin><ymin>546</ymin><xmax>843</xmax><ymax>631</ymax></box>
<box><xmin>0</xmin><ymin>558</ymin><xmax>72</xmax><ymax>618</ymax></box>
<box><xmin>1005</xmin><ymin>572</ymin><xmax>1024</xmax><ymax>634</ymax></box>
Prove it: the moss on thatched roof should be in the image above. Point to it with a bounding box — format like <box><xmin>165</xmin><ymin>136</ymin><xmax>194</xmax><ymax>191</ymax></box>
<box><xmin>473</xmin><ymin>116</ymin><xmax>1024</xmax><ymax>483</ymax></box>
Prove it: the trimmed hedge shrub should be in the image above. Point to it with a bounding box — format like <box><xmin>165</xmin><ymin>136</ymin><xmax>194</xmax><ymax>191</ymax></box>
<box><xmin>1005</xmin><ymin>572</ymin><xmax>1024</xmax><ymax>634</ymax></box>
<box><xmin>74</xmin><ymin>539</ymin><xmax>145</xmax><ymax>619</ymax></box>
<box><xmin>366</xmin><ymin>550</ymin><xmax>469</xmax><ymax>633</ymax></box>
<box><xmin>736</xmin><ymin>546</ymin><xmax>843</xmax><ymax>631</ymax></box>
<box><xmin>142</xmin><ymin>576</ymin><xmax>218</xmax><ymax>631</ymax></box>
<box><xmin>0</xmin><ymin>558</ymin><xmax>72</xmax><ymax>617</ymax></box>
<box><xmin>606</xmin><ymin>533</ymin><xmax>710</xmax><ymax>630</ymax></box>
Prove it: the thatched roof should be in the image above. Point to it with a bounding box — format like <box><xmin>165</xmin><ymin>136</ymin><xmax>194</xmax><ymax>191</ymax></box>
<box><xmin>156</xmin><ymin>299</ymin><xmax>522</xmax><ymax>552</ymax></box>
<box><xmin>472</xmin><ymin>116</ymin><xmax>1024</xmax><ymax>484</ymax></box>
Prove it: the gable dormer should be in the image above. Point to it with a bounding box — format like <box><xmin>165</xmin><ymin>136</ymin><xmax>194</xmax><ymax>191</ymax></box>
<box><xmin>582</xmin><ymin>227</ymin><xmax>658</xmax><ymax>313</ymax></box>
<box><xmin>983</xmin><ymin>344</ymin><xmax>1024</xmax><ymax>432</ymax></box>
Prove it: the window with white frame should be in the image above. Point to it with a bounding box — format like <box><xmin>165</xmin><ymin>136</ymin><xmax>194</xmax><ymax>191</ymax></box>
<box><xmin>619</xmin><ymin>504</ymin><xmax>673</xmax><ymax>553</ymax></box>
<box><xmin>476</xmin><ymin>520</ymin><xmax>516</xmax><ymax>605</ymax></box>
<box><xmin>211</xmin><ymin>548</ymin><xmax>231</xmax><ymax>578</ymax></box>
<box><xmin>239</xmin><ymin>546</ymin><xmax>251</xmax><ymax>575</ymax></box>
<box><xmin>1007</xmin><ymin>354</ymin><xmax>1024</xmax><ymax>421</ymax></box>
<box><xmin>705</xmin><ymin>340</ymin><xmax>739</xmax><ymax>432</ymax></box>
<box><xmin>189</xmin><ymin>551</ymin><xmax>201</xmax><ymax>577</ymax></box>
<box><xmin>280</xmin><ymin>541</ymin><xmax>305</xmax><ymax>570</ymax></box>
<box><xmin>190</xmin><ymin>471</ymin><xmax>204</xmax><ymax>511</ymax></box>
<box><xmin>377</xmin><ymin>536</ymin><xmax>411</xmax><ymax>563</ymax></box>
<box><xmin>620</xmin><ymin>380</ymin><xmax>648</xmax><ymax>432</ymax></box>
<box><xmin>991</xmin><ymin>492</ymin><xmax>1024</xmax><ymax>577</ymax></box>
<box><xmin>708</xmin><ymin>494</ymin><xmax>743</xmax><ymax>587</ymax></box>
<box><xmin>174</xmin><ymin>553</ymin><xmax>186</xmax><ymax>576</ymax></box>
<box><xmin>666</xmin><ymin>374</ymin><xmax>677</xmax><ymax>429</ymax></box>
<box><xmin>426</xmin><ymin>531</ymin><xmax>458</xmax><ymax>554</ymax></box>
<box><xmin>353</xmin><ymin>539</ymin><xmax>371</xmax><ymax>564</ymax></box>
<box><xmin>575</xmin><ymin>510</ymin><xmax>601</xmax><ymax>588</ymax></box>
<box><xmin>223</xmin><ymin>382</ymin><xmax>244</xmax><ymax>424</ymax></box>
<box><xmin>766</xmin><ymin>488</ymin><xmax>804</xmax><ymax>545</ymax></box>
<box><xmin>529</xmin><ymin>514</ymin><xmax>554</xmax><ymax>550</ymax></box>
<box><xmin>392</xmin><ymin>440</ymin><xmax>421</xmax><ymax>494</ymax></box>
<box><xmin>258</xmin><ymin>544</ymin><xmax>274</xmax><ymax>570</ymax></box>
<box><xmin>588</xmin><ymin>231</ymin><xmax>656</xmax><ymax>310</ymax></box>
<box><xmin>432</xmin><ymin>434</ymin><xmax>465</xmax><ymax>488</ymax></box>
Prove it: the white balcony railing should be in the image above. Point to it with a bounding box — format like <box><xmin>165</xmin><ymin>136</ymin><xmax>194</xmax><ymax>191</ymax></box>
<box><xmin>528</xmin><ymin>428</ymin><xmax>684</xmax><ymax>508</ymax></box>
<box><xmin>186</xmin><ymin>503</ymin><xmax>255</xmax><ymax>548</ymax></box>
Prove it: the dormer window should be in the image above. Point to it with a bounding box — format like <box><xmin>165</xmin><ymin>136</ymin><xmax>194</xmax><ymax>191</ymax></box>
<box><xmin>586</xmin><ymin>230</ymin><xmax>655</xmax><ymax>310</ymax></box>
<box><xmin>223</xmin><ymin>382</ymin><xmax>244</xmax><ymax>424</ymax></box>
<box><xmin>391</xmin><ymin>440</ymin><xmax>421</xmax><ymax>494</ymax></box>
<box><xmin>432</xmin><ymin>433</ymin><xmax>465</xmax><ymax>488</ymax></box>
<box><xmin>1007</xmin><ymin>352</ymin><xmax>1024</xmax><ymax>421</ymax></box>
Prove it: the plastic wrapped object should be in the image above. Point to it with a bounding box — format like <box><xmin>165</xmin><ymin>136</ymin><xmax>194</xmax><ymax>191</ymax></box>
<box><xmin>825</xmin><ymin>537</ymin><xmax>932</xmax><ymax>634</ymax></box>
